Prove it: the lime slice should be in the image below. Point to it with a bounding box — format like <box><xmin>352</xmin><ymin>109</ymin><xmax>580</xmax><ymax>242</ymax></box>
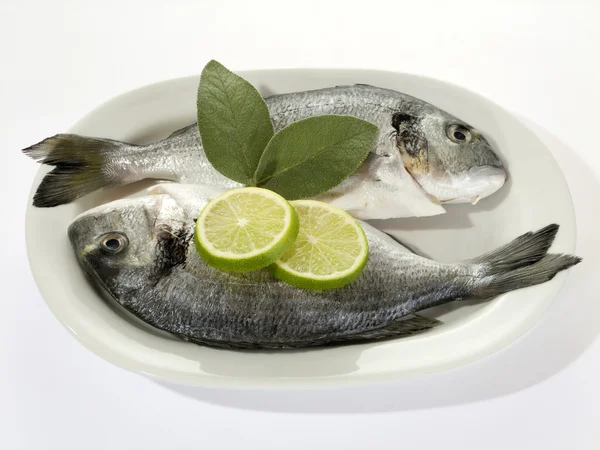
<box><xmin>269</xmin><ymin>200</ymin><xmax>369</xmax><ymax>290</ymax></box>
<box><xmin>195</xmin><ymin>187</ymin><xmax>299</xmax><ymax>272</ymax></box>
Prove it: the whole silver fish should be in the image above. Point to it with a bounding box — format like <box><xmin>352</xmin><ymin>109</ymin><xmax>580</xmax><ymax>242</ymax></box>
<box><xmin>25</xmin><ymin>85</ymin><xmax>506</xmax><ymax>219</ymax></box>
<box><xmin>67</xmin><ymin>184</ymin><xmax>579</xmax><ymax>349</ymax></box>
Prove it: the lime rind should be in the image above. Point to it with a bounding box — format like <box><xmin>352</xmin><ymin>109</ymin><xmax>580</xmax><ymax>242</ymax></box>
<box><xmin>195</xmin><ymin>187</ymin><xmax>299</xmax><ymax>273</ymax></box>
<box><xmin>269</xmin><ymin>200</ymin><xmax>369</xmax><ymax>290</ymax></box>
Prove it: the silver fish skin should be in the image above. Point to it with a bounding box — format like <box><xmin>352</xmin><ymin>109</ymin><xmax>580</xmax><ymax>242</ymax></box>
<box><xmin>67</xmin><ymin>184</ymin><xmax>579</xmax><ymax>350</ymax></box>
<box><xmin>25</xmin><ymin>85</ymin><xmax>506</xmax><ymax>219</ymax></box>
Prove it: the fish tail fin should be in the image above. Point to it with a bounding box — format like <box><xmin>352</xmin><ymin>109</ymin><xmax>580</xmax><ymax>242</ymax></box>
<box><xmin>469</xmin><ymin>224</ymin><xmax>581</xmax><ymax>297</ymax></box>
<box><xmin>22</xmin><ymin>134</ymin><xmax>133</xmax><ymax>207</ymax></box>
<box><xmin>478</xmin><ymin>254</ymin><xmax>581</xmax><ymax>297</ymax></box>
<box><xmin>471</xmin><ymin>224</ymin><xmax>560</xmax><ymax>272</ymax></box>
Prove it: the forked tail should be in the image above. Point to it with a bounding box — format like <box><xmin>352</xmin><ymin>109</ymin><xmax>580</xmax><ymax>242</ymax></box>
<box><xmin>22</xmin><ymin>134</ymin><xmax>132</xmax><ymax>207</ymax></box>
<box><xmin>470</xmin><ymin>224</ymin><xmax>581</xmax><ymax>298</ymax></box>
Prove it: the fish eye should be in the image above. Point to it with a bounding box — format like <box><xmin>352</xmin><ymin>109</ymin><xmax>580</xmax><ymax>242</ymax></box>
<box><xmin>98</xmin><ymin>232</ymin><xmax>128</xmax><ymax>255</ymax></box>
<box><xmin>447</xmin><ymin>124</ymin><xmax>472</xmax><ymax>144</ymax></box>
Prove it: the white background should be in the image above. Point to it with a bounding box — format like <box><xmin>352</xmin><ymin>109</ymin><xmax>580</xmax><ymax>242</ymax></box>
<box><xmin>1</xmin><ymin>1</ymin><xmax>599</xmax><ymax>449</ymax></box>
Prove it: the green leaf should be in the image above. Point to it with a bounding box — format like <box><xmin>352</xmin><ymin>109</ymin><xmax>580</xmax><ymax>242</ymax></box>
<box><xmin>197</xmin><ymin>60</ymin><xmax>274</xmax><ymax>185</ymax></box>
<box><xmin>254</xmin><ymin>116</ymin><xmax>379</xmax><ymax>199</ymax></box>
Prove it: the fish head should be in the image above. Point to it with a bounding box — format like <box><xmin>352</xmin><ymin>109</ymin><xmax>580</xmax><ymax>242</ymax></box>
<box><xmin>67</xmin><ymin>194</ymin><xmax>189</xmax><ymax>291</ymax></box>
<box><xmin>392</xmin><ymin>110</ymin><xmax>507</xmax><ymax>204</ymax></box>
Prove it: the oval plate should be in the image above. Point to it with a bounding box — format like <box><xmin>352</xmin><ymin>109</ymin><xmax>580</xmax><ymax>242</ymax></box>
<box><xmin>25</xmin><ymin>69</ymin><xmax>576</xmax><ymax>388</ymax></box>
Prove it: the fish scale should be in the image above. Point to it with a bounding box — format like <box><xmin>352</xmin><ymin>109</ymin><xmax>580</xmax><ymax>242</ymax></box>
<box><xmin>67</xmin><ymin>184</ymin><xmax>580</xmax><ymax>350</ymax></box>
<box><xmin>24</xmin><ymin>84</ymin><xmax>506</xmax><ymax>218</ymax></box>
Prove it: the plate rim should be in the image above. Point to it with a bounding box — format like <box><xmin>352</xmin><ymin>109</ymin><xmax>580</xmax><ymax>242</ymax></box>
<box><xmin>24</xmin><ymin>68</ymin><xmax>577</xmax><ymax>388</ymax></box>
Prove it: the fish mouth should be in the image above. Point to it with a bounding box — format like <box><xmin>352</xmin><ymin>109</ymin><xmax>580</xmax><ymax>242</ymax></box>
<box><xmin>67</xmin><ymin>223</ymin><xmax>106</xmax><ymax>283</ymax></box>
<box><xmin>67</xmin><ymin>234</ymin><xmax>112</xmax><ymax>294</ymax></box>
<box><xmin>404</xmin><ymin>164</ymin><xmax>507</xmax><ymax>205</ymax></box>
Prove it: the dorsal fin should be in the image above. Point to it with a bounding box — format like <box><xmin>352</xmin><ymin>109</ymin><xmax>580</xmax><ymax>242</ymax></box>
<box><xmin>167</xmin><ymin>124</ymin><xmax>196</xmax><ymax>139</ymax></box>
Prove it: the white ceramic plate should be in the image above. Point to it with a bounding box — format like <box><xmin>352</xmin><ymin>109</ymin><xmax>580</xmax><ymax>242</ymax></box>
<box><xmin>25</xmin><ymin>69</ymin><xmax>576</xmax><ymax>388</ymax></box>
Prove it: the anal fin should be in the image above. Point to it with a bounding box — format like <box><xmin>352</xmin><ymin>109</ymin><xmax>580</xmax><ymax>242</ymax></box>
<box><xmin>329</xmin><ymin>314</ymin><xmax>442</xmax><ymax>344</ymax></box>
